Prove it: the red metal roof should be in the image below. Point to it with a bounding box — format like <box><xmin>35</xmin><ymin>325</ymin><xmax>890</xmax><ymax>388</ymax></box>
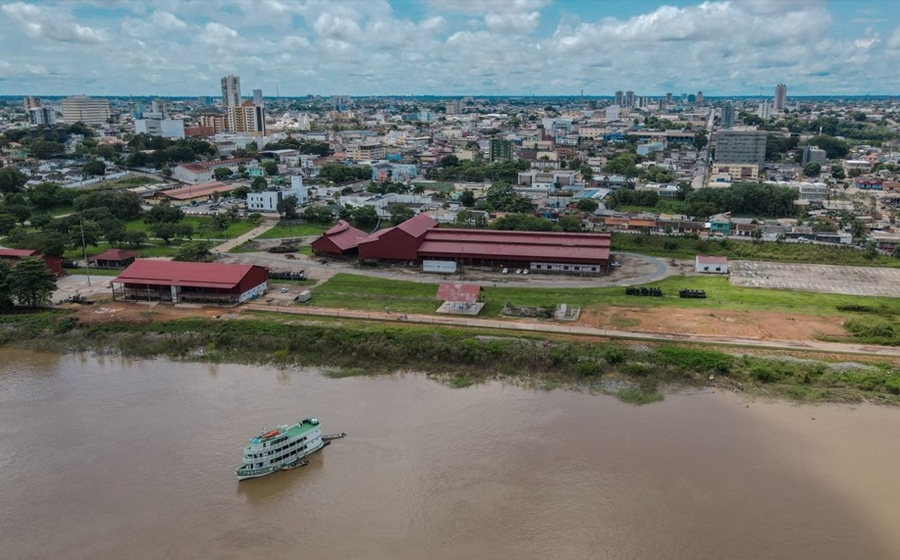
<box><xmin>164</xmin><ymin>182</ymin><xmax>232</xmax><ymax>201</ymax></box>
<box><xmin>435</xmin><ymin>283</ymin><xmax>482</xmax><ymax>303</ymax></box>
<box><xmin>423</xmin><ymin>229</ymin><xmax>611</xmax><ymax>248</ymax></box>
<box><xmin>114</xmin><ymin>260</ymin><xmax>265</xmax><ymax>289</ymax></box>
<box><xmin>395</xmin><ymin>213</ymin><xmax>438</xmax><ymax>238</ymax></box>
<box><xmin>91</xmin><ymin>249</ymin><xmax>138</xmax><ymax>262</ymax></box>
<box><xmin>318</xmin><ymin>221</ymin><xmax>369</xmax><ymax>251</ymax></box>
<box><xmin>697</xmin><ymin>255</ymin><xmax>729</xmax><ymax>264</ymax></box>
<box><xmin>0</xmin><ymin>248</ymin><xmax>39</xmax><ymax>258</ymax></box>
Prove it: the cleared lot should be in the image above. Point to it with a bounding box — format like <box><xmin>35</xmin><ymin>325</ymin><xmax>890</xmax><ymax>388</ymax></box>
<box><xmin>731</xmin><ymin>261</ymin><xmax>900</xmax><ymax>297</ymax></box>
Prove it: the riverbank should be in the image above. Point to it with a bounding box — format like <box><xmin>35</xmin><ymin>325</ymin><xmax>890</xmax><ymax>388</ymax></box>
<box><xmin>1</xmin><ymin>311</ymin><xmax>898</xmax><ymax>405</ymax></box>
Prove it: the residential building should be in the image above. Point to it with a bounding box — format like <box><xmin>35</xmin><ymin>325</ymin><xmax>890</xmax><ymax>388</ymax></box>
<box><xmin>221</xmin><ymin>74</ymin><xmax>241</xmax><ymax>107</ymax></box>
<box><xmin>711</xmin><ymin>163</ymin><xmax>760</xmax><ymax>181</ymax></box>
<box><xmin>614</xmin><ymin>90</ymin><xmax>624</xmax><ymax>106</ymax></box>
<box><xmin>61</xmin><ymin>95</ymin><xmax>110</xmax><ymax>125</ymax></box>
<box><xmin>23</xmin><ymin>96</ymin><xmax>42</xmax><ymax>110</ymax></box>
<box><xmin>197</xmin><ymin>114</ymin><xmax>227</xmax><ymax>133</ymax></box>
<box><xmin>801</xmin><ymin>146</ymin><xmax>827</xmax><ymax>166</ymax></box>
<box><xmin>757</xmin><ymin>101</ymin><xmax>771</xmax><ymax>119</ymax></box>
<box><xmin>445</xmin><ymin>101</ymin><xmax>461</xmax><ymax>115</ymax></box>
<box><xmin>774</xmin><ymin>83</ymin><xmax>787</xmax><ymax>111</ymax></box>
<box><xmin>721</xmin><ymin>102</ymin><xmax>735</xmax><ymax>129</ymax></box>
<box><xmin>489</xmin><ymin>138</ymin><xmax>513</xmax><ymax>162</ymax></box>
<box><xmin>625</xmin><ymin>90</ymin><xmax>635</xmax><ymax>108</ymax></box>
<box><xmin>696</xmin><ymin>91</ymin><xmax>704</xmax><ymax>104</ymax></box>
<box><xmin>247</xmin><ymin>179</ymin><xmax>308</xmax><ymax>212</ymax></box>
<box><xmin>714</xmin><ymin>130</ymin><xmax>767</xmax><ymax>166</ymax></box>
<box><xmin>348</xmin><ymin>142</ymin><xmax>385</xmax><ymax>161</ymax></box>
<box><xmin>253</xmin><ymin>89</ymin><xmax>263</xmax><ymax>106</ymax></box>
<box><xmin>28</xmin><ymin>107</ymin><xmax>56</xmax><ymax>125</ymax></box>
<box><xmin>605</xmin><ymin>105</ymin><xmax>620</xmax><ymax>121</ymax></box>
<box><xmin>226</xmin><ymin>101</ymin><xmax>266</xmax><ymax>136</ymax></box>
<box><xmin>330</xmin><ymin>95</ymin><xmax>351</xmax><ymax>110</ymax></box>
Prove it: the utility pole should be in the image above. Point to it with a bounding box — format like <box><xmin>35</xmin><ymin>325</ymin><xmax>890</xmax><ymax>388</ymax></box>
<box><xmin>79</xmin><ymin>215</ymin><xmax>91</xmax><ymax>287</ymax></box>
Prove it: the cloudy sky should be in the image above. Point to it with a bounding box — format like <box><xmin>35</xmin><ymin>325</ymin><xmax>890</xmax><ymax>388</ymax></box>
<box><xmin>1</xmin><ymin>0</ymin><xmax>899</xmax><ymax>97</ymax></box>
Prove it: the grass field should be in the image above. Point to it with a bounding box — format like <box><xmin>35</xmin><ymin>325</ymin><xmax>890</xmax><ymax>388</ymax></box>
<box><xmin>256</xmin><ymin>221</ymin><xmax>332</xmax><ymax>239</ymax></box>
<box><xmin>62</xmin><ymin>241</ymin><xmax>183</xmax><ymax>259</ymax></box>
<box><xmin>309</xmin><ymin>272</ymin><xmax>900</xmax><ymax>318</ymax></box>
<box><xmin>124</xmin><ymin>217</ymin><xmax>257</xmax><ymax>240</ymax></box>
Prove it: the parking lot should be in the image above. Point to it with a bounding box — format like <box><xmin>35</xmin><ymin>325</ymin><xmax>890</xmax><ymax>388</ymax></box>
<box><xmin>730</xmin><ymin>261</ymin><xmax>900</xmax><ymax>297</ymax></box>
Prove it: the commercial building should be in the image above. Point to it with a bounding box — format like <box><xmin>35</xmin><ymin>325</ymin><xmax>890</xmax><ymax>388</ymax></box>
<box><xmin>614</xmin><ymin>90</ymin><xmax>624</xmax><ymax>106</ymax></box>
<box><xmin>774</xmin><ymin>83</ymin><xmax>787</xmax><ymax>111</ymax></box>
<box><xmin>247</xmin><ymin>177</ymin><xmax>308</xmax><ymax>213</ymax></box>
<box><xmin>28</xmin><ymin>107</ymin><xmax>56</xmax><ymax>125</ymax></box>
<box><xmin>347</xmin><ymin>142</ymin><xmax>385</xmax><ymax>161</ymax></box>
<box><xmin>61</xmin><ymin>96</ymin><xmax>110</xmax><ymax>125</ymax></box>
<box><xmin>625</xmin><ymin>90</ymin><xmax>635</xmax><ymax>108</ymax></box>
<box><xmin>253</xmin><ymin>89</ymin><xmax>263</xmax><ymax>105</ymax></box>
<box><xmin>134</xmin><ymin>118</ymin><xmax>186</xmax><ymax>139</ymax></box>
<box><xmin>197</xmin><ymin>114</ymin><xmax>227</xmax><ymax>134</ymax></box>
<box><xmin>112</xmin><ymin>260</ymin><xmax>268</xmax><ymax>304</ymax></box>
<box><xmin>710</xmin><ymin>163</ymin><xmax>760</xmax><ymax>182</ymax></box>
<box><xmin>445</xmin><ymin>101</ymin><xmax>461</xmax><ymax>115</ymax></box>
<box><xmin>171</xmin><ymin>157</ymin><xmax>252</xmax><ymax>184</ymax></box>
<box><xmin>714</xmin><ymin>129</ymin><xmax>768</xmax><ymax>166</ymax></box>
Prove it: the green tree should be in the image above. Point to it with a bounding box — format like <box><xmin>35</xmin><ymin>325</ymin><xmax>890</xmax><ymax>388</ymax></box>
<box><xmin>213</xmin><ymin>167</ymin><xmax>233</xmax><ymax>181</ymax></box>
<box><xmin>803</xmin><ymin>162</ymin><xmax>822</xmax><ymax>177</ymax></box>
<box><xmin>262</xmin><ymin>160</ymin><xmax>279</xmax><ymax>176</ymax></box>
<box><xmin>123</xmin><ymin>230</ymin><xmax>147</xmax><ymax>249</ymax></box>
<box><xmin>440</xmin><ymin>155</ymin><xmax>460</xmax><ymax>167</ymax></box>
<box><xmin>557</xmin><ymin>216</ymin><xmax>583</xmax><ymax>232</ymax></box>
<box><xmin>175</xmin><ymin>223</ymin><xmax>194</xmax><ymax>240</ymax></box>
<box><xmin>250</xmin><ymin>176</ymin><xmax>268</xmax><ymax>192</ymax></box>
<box><xmin>173</xmin><ymin>241</ymin><xmax>213</xmax><ymax>262</ymax></box>
<box><xmin>0</xmin><ymin>260</ymin><xmax>13</xmax><ymax>309</ymax></box>
<box><xmin>388</xmin><ymin>203</ymin><xmax>415</xmax><ymax>225</ymax></box>
<box><xmin>576</xmin><ymin>198</ymin><xmax>599</xmax><ymax>213</ymax></box>
<box><xmin>0</xmin><ymin>167</ymin><xmax>27</xmax><ymax>194</ymax></box>
<box><xmin>144</xmin><ymin>203</ymin><xmax>184</xmax><ymax>225</ymax></box>
<box><xmin>810</xmin><ymin>136</ymin><xmax>850</xmax><ymax>159</ymax></box>
<box><xmin>302</xmin><ymin>205</ymin><xmax>334</xmax><ymax>224</ymax></box>
<box><xmin>830</xmin><ymin>165</ymin><xmax>845</xmax><ymax>180</ymax></box>
<box><xmin>693</xmin><ymin>129</ymin><xmax>708</xmax><ymax>150</ymax></box>
<box><xmin>459</xmin><ymin>190</ymin><xmax>476</xmax><ymax>207</ymax></box>
<box><xmin>276</xmin><ymin>195</ymin><xmax>299</xmax><ymax>220</ymax></box>
<box><xmin>351</xmin><ymin>205</ymin><xmax>379</xmax><ymax>229</ymax></box>
<box><xmin>82</xmin><ymin>160</ymin><xmax>107</xmax><ymax>177</ymax></box>
<box><xmin>579</xmin><ymin>165</ymin><xmax>594</xmax><ymax>183</ymax></box>
<box><xmin>150</xmin><ymin>222</ymin><xmax>177</xmax><ymax>244</ymax></box>
<box><xmin>0</xmin><ymin>213</ymin><xmax>17</xmax><ymax>235</ymax></box>
<box><xmin>8</xmin><ymin>257</ymin><xmax>57</xmax><ymax>307</ymax></box>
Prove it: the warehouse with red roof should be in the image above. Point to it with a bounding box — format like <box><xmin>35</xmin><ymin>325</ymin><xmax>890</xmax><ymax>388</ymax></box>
<box><xmin>310</xmin><ymin>220</ymin><xmax>369</xmax><ymax>256</ymax></box>
<box><xmin>112</xmin><ymin>260</ymin><xmax>268</xmax><ymax>304</ymax></box>
<box><xmin>310</xmin><ymin>214</ymin><xmax>611</xmax><ymax>273</ymax></box>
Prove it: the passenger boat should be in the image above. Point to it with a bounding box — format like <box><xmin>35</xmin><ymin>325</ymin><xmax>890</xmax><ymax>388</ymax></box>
<box><xmin>235</xmin><ymin>418</ymin><xmax>324</xmax><ymax>480</ymax></box>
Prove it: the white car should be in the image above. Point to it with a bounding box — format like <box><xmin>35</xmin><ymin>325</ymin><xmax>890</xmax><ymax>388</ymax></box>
<box><xmin>501</xmin><ymin>268</ymin><xmax>509</xmax><ymax>274</ymax></box>
<box><xmin>610</xmin><ymin>261</ymin><xmax>621</xmax><ymax>268</ymax></box>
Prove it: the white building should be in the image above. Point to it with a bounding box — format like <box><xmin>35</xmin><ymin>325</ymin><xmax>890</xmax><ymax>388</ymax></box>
<box><xmin>135</xmin><ymin>118</ymin><xmax>185</xmax><ymax>139</ymax></box>
<box><xmin>605</xmin><ymin>105</ymin><xmax>620</xmax><ymax>121</ymax></box>
<box><xmin>28</xmin><ymin>107</ymin><xmax>56</xmax><ymax>125</ymax></box>
<box><xmin>246</xmin><ymin>176</ymin><xmax>309</xmax><ymax>213</ymax></box>
<box><xmin>695</xmin><ymin>255</ymin><xmax>729</xmax><ymax>274</ymax></box>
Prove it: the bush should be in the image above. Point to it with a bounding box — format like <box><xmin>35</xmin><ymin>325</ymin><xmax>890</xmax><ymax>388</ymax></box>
<box><xmin>656</xmin><ymin>347</ymin><xmax>733</xmax><ymax>374</ymax></box>
<box><xmin>604</xmin><ymin>347</ymin><xmax>627</xmax><ymax>366</ymax></box>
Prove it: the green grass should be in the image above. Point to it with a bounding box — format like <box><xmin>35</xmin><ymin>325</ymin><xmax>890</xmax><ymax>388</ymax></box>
<box><xmin>256</xmin><ymin>221</ymin><xmax>332</xmax><ymax>239</ymax></box>
<box><xmin>611</xmin><ymin>233</ymin><xmax>900</xmax><ymax>268</ymax></box>
<box><xmin>616</xmin><ymin>388</ymin><xmax>665</xmax><ymax>405</ymax></box>
<box><xmin>124</xmin><ymin>217</ymin><xmax>257</xmax><ymax>240</ymax></box>
<box><xmin>102</xmin><ymin>176</ymin><xmax>161</xmax><ymax>189</ymax></box>
<box><xmin>63</xmin><ymin>241</ymin><xmax>183</xmax><ymax>259</ymax></box>
<box><xmin>310</xmin><ymin>272</ymin><xmax>900</xmax><ymax>318</ymax></box>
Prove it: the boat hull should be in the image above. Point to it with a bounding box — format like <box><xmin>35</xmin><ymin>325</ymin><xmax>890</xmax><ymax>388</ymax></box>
<box><xmin>235</xmin><ymin>430</ymin><xmax>327</xmax><ymax>481</ymax></box>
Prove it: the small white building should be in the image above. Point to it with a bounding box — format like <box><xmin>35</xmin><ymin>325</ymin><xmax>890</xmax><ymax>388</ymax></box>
<box><xmin>246</xmin><ymin>176</ymin><xmax>309</xmax><ymax>213</ymax></box>
<box><xmin>695</xmin><ymin>255</ymin><xmax>729</xmax><ymax>274</ymax></box>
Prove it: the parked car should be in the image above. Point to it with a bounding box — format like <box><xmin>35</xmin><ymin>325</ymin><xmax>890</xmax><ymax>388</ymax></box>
<box><xmin>610</xmin><ymin>261</ymin><xmax>621</xmax><ymax>268</ymax></box>
<box><xmin>501</xmin><ymin>268</ymin><xmax>509</xmax><ymax>274</ymax></box>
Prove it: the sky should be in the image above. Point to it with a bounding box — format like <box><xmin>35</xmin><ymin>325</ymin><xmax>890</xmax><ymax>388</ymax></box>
<box><xmin>2</xmin><ymin>0</ymin><xmax>900</xmax><ymax>97</ymax></box>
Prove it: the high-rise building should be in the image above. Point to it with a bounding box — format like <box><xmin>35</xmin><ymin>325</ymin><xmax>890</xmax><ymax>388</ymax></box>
<box><xmin>197</xmin><ymin>114</ymin><xmax>227</xmax><ymax>133</ymax></box>
<box><xmin>625</xmin><ymin>90</ymin><xmax>635</xmax><ymax>108</ymax></box>
<box><xmin>221</xmin><ymin>75</ymin><xmax>241</xmax><ymax>107</ymax></box>
<box><xmin>23</xmin><ymin>96</ymin><xmax>42</xmax><ymax>110</ymax></box>
<box><xmin>721</xmin><ymin>102</ymin><xmax>735</xmax><ymax>129</ymax></box>
<box><xmin>28</xmin><ymin>107</ymin><xmax>56</xmax><ymax>125</ymax></box>
<box><xmin>445</xmin><ymin>101</ymin><xmax>461</xmax><ymax>115</ymax></box>
<box><xmin>61</xmin><ymin>95</ymin><xmax>110</xmax><ymax>125</ymax></box>
<box><xmin>614</xmin><ymin>90</ymin><xmax>624</xmax><ymax>106</ymax></box>
<box><xmin>757</xmin><ymin>101</ymin><xmax>771</xmax><ymax>119</ymax></box>
<box><xmin>774</xmin><ymin>83</ymin><xmax>787</xmax><ymax>111</ymax></box>
<box><xmin>330</xmin><ymin>95</ymin><xmax>351</xmax><ymax>110</ymax></box>
<box><xmin>666</xmin><ymin>93</ymin><xmax>673</xmax><ymax>105</ymax></box>
<box><xmin>658</xmin><ymin>98</ymin><xmax>665</xmax><ymax>111</ymax></box>
<box><xmin>226</xmin><ymin>101</ymin><xmax>266</xmax><ymax>136</ymax></box>
<box><xmin>696</xmin><ymin>91</ymin><xmax>704</xmax><ymax>104</ymax></box>
<box><xmin>714</xmin><ymin>130</ymin><xmax>768</xmax><ymax>166</ymax></box>
<box><xmin>605</xmin><ymin>105</ymin><xmax>620</xmax><ymax>121</ymax></box>
<box><xmin>253</xmin><ymin>89</ymin><xmax>263</xmax><ymax>106</ymax></box>
<box><xmin>488</xmin><ymin>138</ymin><xmax>513</xmax><ymax>162</ymax></box>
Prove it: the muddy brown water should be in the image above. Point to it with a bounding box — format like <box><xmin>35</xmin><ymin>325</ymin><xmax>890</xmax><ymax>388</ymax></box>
<box><xmin>2</xmin><ymin>349</ymin><xmax>899</xmax><ymax>559</ymax></box>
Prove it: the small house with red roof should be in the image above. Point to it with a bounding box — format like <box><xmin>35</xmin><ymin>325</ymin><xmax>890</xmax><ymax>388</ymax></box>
<box><xmin>435</xmin><ymin>282</ymin><xmax>484</xmax><ymax>316</ymax></box>
<box><xmin>310</xmin><ymin>220</ymin><xmax>369</xmax><ymax>257</ymax></box>
<box><xmin>89</xmin><ymin>249</ymin><xmax>138</xmax><ymax>269</ymax></box>
<box><xmin>0</xmin><ymin>248</ymin><xmax>64</xmax><ymax>276</ymax></box>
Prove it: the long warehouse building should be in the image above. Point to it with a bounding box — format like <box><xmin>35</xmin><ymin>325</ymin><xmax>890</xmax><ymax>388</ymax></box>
<box><xmin>315</xmin><ymin>214</ymin><xmax>611</xmax><ymax>273</ymax></box>
<box><xmin>112</xmin><ymin>260</ymin><xmax>269</xmax><ymax>304</ymax></box>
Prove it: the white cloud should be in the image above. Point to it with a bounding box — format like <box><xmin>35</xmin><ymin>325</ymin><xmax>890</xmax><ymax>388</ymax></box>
<box><xmin>485</xmin><ymin>11</ymin><xmax>540</xmax><ymax>34</ymax></box>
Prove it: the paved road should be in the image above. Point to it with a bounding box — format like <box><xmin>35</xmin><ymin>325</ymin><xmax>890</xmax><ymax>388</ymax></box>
<box><xmin>246</xmin><ymin>303</ymin><xmax>900</xmax><ymax>359</ymax></box>
<box><xmin>212</xmin><ymin>222</ymin><xmax>276</xmax><ymax>253</ymax></box>
<box><xmin>222</xmin><ymin>249</ymin><xmax>674</xmax><ymax>289</ymax></box>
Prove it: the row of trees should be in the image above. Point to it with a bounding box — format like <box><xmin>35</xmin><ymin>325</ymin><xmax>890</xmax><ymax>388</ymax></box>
<box><xmin>425</xmin><ymin>159</ymin><xmax>530</xmax><ymax>183</ymax></box>
<box><xmin>318</xmin><ymin>163</ymin><xmax>372</xmax><ymax>183</ymax></box>
<box><xmin>683</xmin><ymin>182</ymin><xmax>798</xmax><ymax>218</ymax></box>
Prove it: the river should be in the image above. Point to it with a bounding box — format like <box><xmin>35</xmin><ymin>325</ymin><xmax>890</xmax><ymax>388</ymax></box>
<box><xmin>1</xmin><ymin>348</ymin><xmax>899</xmax><ymax>559</ymax></box>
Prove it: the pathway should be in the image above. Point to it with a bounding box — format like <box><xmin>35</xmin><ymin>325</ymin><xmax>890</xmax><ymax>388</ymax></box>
<box><xmin>212</xmin><ymin>222</ymin><xmax>276</xmax><ymax>254</ymax></box>
<box><xmin>244</xmin><ymin>303</ymin><xmax>900</xmax><ymax>359</ymax></box>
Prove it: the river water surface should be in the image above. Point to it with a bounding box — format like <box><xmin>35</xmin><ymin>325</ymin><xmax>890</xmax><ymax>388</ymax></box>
<box><xmin>1</xmin><ymin>348</ymin><xmax>899</xmax><ymax>559</ymax></box>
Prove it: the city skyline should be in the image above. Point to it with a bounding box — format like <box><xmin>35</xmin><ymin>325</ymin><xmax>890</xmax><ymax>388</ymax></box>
<box><xmin>1</xmin><ymin>0</ymin><xmax>900</xmax><ymax>97</ymax></box>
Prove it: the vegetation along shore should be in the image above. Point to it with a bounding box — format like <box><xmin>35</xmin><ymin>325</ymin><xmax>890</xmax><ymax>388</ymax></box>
<box><xmin>2</xmin><ymin>311</ymin><xmax>898</xmax><ymax>406</ymax></box>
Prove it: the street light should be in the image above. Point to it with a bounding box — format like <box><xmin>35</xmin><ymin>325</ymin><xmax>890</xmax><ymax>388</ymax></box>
<box><xmin>79</xmin><ymin>215</ymin><xmax>91</xmax><ymax>287</ymax></box>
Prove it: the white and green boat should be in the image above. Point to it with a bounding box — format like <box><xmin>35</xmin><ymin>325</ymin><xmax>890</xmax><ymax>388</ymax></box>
<box><xmin>235</xmin><ymin>418</ymin><xmax>324</xmax><ymax>480</ymax></box>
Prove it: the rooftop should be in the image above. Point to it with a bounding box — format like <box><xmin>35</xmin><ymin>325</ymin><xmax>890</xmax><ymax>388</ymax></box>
<box><xmin>114</xmin><ymin>260</ymin><xmax>262</xmax><ymax>289</ymax></box>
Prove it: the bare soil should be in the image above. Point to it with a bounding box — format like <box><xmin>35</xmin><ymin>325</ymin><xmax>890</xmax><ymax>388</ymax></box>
<box><xmin>580</xmin><ymin>306</ymin><xmax>848</xmax><ymax>341</ymax></box>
